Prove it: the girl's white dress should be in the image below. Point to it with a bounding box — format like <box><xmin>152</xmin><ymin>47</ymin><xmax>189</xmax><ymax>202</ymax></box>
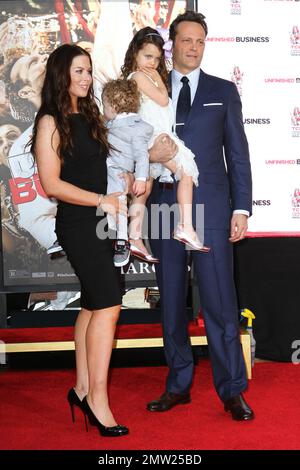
<box><xmin>128</xmin><ymin>72</ymin><xmax>199</xmax><ymax>186</ymax></box>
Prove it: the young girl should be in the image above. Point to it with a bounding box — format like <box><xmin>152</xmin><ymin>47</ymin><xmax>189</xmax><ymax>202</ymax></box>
<box><xmin>121</xmin><ymin>26</ymin><xmax>210</xmax><ymax>253</ymax></box>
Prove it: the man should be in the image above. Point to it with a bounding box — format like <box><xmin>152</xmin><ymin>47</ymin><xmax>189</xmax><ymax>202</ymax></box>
<box><xmin>148</xmin><ymin>11</ymin><xmax>254</xmax><ymax>421</ymax></box>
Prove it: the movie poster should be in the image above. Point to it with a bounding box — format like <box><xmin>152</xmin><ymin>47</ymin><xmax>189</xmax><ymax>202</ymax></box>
<box><xmin>0</xmin><ymin>0</ymin><xmax>193</xmax><ymax>289</ymax></box>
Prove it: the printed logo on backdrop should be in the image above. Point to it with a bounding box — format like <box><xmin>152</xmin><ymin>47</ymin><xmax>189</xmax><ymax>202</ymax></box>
<box><xmin>231</xmin><ymin>66</ymin><xmax>243</xmax><ymax>96</ymax></box>
<box><xmin>207</xmin><ymin>36</ymin><xmax>269</xmax><ymax>43</ymax></box>
<box><xmin>265</xmin><ymin>77</ymin><xmax>300</xmax><ymax>84</ymax></box>
<box><xmin>265</xmin><ymin>159</ymin><xmax>300</xmax><ymax>166</ymax></box>
<box><xmin>265</xmin><ymin>0</ymin><xmax>300</xmax><ymax>2</ymax></box>
<box><xmin>206</xmin><ymin>36</ymin><xmax>235</xmax><ymax>42</ymax></box>
<box><xmin>230</xmin><ymin>0</ymin><xmax>241</xmax><ymax>15</ymax></box>
<box><xmin>253</xmin><ymin>200</ymin><xmax>271</xmax><ymax>207</ymax></box>
<box><xmin>244</xmin><ymin>118</ymin><xmax>270</xmax><ymax>125</ymax></box>
<box><xmin>291</xmin><ymin>107</ymin><xmax>300</xmax><ymax>136</ymax></box>
<box><xmin>290</xmin><ymin>25</ymin><xmax>300</xmax><ymax>55</ymax></box>
<box><xmin>291</xmin><ymin>188</ymin><xmax>300</xmax><ymax>218</ymax></box>
<box><xmin>236</xmin><ymin>36</ymin><xmax>269</xmax><ymax>43</ymax></box>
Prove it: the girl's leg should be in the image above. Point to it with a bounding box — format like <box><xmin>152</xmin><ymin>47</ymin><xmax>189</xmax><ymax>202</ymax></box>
<box><xmin>164</xmin><ymin>160</ymin><xmax>209</xmax><ymax>250</ymax></box>
<box><xmin>129</xmin><ymin>178</ymin><xmax>153</xmax><ymax>255</ymax></box>
<box><xmin>163</xmin><ymin>160</ymin><xmax>198</xmax><ymax>236</ymax></box>
<box><xmin>74</xmin><ymin>308</ymin><xmax>92</xmax><ymax>399</ymax></box>
<box><xmin>86</xmin><ymin>304</ymin><xmax>121</xmax><ymax>427</ymax></box>
<box><xmin>176</xmin><ymin>173</ymin><xmax>199</xmax><ymax>239</ymax></box>
<box><xmin>177</xmin><ymin>172</ymin><xmax>193</xmax><ymax>227</ymax></box>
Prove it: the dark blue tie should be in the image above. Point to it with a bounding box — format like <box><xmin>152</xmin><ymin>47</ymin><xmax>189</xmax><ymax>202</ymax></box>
<box><xmin>176</xmin><ymin>76</ymin><xmax>191</xmax><ymax>137</ymax></box>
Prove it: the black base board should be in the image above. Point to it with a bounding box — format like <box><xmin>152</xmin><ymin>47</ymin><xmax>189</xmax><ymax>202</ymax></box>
<box><xmin>2</xmin><ymin>346</ymin><xmax>208</xmax><ymax>370</ymax></box>
<box><xmin>8</xmin><ymin>307</ymin><xmax>194</xmax><ymax>328</ymax></box>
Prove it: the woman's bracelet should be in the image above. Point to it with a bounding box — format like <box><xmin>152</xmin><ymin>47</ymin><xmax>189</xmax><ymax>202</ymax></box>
<box><xmin>97</xmin><ymin>193</ymin><xmax>104</xmax><ymax>207</ymax></box>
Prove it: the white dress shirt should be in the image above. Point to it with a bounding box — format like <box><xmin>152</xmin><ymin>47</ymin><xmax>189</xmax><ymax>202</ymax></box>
<box><xmin>171</xmin><ymin>67</ymin><xmax>201</xmax><ymax>115</ymax></box>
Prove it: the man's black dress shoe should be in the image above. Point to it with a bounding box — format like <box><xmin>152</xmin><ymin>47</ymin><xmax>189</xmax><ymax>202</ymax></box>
<box><xmin>147</xmin><ymin>391</ymin><xmax>191</xmax><ymax>412</ymax></box>
<box><xmin>223</xmin><ymin>394</ymin><xmax>254</xmax><ymax>421</ymax></box>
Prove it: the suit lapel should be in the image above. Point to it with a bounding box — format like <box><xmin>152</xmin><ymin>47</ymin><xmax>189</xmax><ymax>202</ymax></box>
<box><xmin>184</xmin><ymin>70</ymin><xmax>211</xmax><ymax>130</ymax></box>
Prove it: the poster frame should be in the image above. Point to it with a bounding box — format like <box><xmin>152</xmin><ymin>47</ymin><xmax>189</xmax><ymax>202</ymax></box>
<box><xmin>0</xmin><ymin>0</ymin><xmax>198</xmax><ymax>293</ymax></box>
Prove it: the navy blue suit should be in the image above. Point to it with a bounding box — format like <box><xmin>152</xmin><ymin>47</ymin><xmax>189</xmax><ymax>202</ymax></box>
<box><xmin>149</xmin><ymin>70</ymin><xmax>252</xmax><ymax>401</ymax></box>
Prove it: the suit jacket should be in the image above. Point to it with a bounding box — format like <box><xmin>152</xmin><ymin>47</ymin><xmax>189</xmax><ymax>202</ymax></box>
<box><xmin>107</xmin><ymin>114</ymin><xmax>153</xmax><ymax>179</ymax></box>
<box><xmin>171</xmin><ymin>70</ymin><xmax>252</xmax><ymax>230</ymax></box>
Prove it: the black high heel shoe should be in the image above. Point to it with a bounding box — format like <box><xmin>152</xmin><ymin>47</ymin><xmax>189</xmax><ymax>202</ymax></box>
<box><xmin>67</xmin><ymin>388</ymin><xmax>88</xmax><ymax>431</ymax></box>
<box><xmin>82</xmin><ymin>396</ymin><xmax>129</xmax><ymax>437</ymax></box>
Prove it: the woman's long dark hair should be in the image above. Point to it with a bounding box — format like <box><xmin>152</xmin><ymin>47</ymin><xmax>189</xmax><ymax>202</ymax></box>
<box><xmin>30</xmin><ymin>44</ymin><xmax>109</xmax><ymax>161</ymax></box>
<box><xmin>121</xmin><ymin>27</ymin><xmax>168</xmax><ymax>88</ymax></box>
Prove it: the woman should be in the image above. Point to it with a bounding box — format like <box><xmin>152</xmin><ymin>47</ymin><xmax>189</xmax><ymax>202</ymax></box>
<box><xmin>31</xmin><ymin>44</ymin><xmax>128</xmax><ymax>437</ymax></box>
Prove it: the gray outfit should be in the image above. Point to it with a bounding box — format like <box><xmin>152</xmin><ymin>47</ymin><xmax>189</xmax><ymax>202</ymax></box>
<box><xmin>106</xmin><ymin>114</ymin><xmax>153</xmax><ymax>239</ymax></box>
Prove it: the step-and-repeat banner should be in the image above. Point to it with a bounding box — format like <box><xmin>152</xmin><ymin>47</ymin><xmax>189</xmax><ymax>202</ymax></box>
<box><xmin>199</xmin><ymin>0</ymin><xmax>300</xmax><ymax>236</ymax></box>
<box><xmin>0</xmin><ymin>0</ymin><xmax>299</xmax><ymax>289</ymax></box>
<box><xmin>0</xmin><ymin>0</ymin><xmax>193</xmax><ymax>288</ymax></box>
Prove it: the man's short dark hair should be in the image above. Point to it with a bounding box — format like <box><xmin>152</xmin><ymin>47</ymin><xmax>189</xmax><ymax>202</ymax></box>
<box><xmin>169</xmin><ymin>11</ymin><xmax>208</xmax><ymax>42</ymax></box>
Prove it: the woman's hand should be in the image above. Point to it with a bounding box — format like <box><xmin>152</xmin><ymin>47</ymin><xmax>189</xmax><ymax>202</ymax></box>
<box><xmin>100</xmin><ymin>192</ymin><xmax>127</xmax><ymax>219</ymax></box>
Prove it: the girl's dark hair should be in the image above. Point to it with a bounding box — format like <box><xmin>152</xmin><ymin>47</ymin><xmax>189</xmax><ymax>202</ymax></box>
<box><xmin>121</xmin><ymin>27</ymin><xmax>168</xmax><ymax>88</ymax></box>
<box><xmin>30</xmin><ymin>44</ymin><xmax>109</xmax><ymax>161</ymax></box>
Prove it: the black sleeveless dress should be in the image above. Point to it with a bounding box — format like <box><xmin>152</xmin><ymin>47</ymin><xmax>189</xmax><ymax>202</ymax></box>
<box><xmin>55</xmin><ymin>113</ymin><xmax>122</xmax><ymax>310</ymax></box>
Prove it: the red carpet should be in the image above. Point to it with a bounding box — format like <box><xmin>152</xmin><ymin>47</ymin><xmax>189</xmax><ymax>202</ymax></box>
<box><xmin>0</xmin><ymin>361</ymin><xmax>299</xmax><ymax>450</ymax></box>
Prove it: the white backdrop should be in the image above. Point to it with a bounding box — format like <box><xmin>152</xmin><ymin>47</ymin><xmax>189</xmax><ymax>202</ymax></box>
<box><xmin>197</xmin><ymin>0</ymin><xmax>300</xmax><ymax>236</ymax></box>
